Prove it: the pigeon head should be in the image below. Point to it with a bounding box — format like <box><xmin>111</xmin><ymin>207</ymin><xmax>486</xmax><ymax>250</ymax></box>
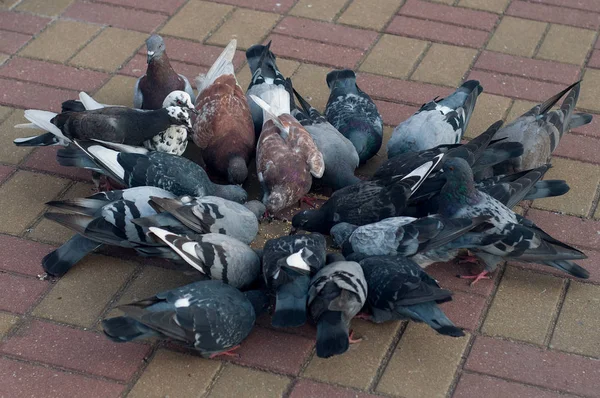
<box><xmin>243</xmin><ymin>290</ymin><xmax>270</xmax><ymax>316</ymax></box>
<box><xmin>244</xmin><ymin>200</ymin><xmax>267</xmax><ymax>221</ymax></box>
<box><xmin>264</xmin><ymin>190</ymin><xmax>286</xmax><ymax>213</ymax></box>
<box><xmin>440</xmin><ymin>157</ymin><xmax>474</xmax><ymax>182</ymax></box>
<box><xmin>291</xmin><ymin>209</ymin><xmax>328</xmax><ymax>234</ymax></box>
<box><xmin>211</xmin><ymin>184</ymin><xmax>248</xmax><ymax>204</ymax></box>
<box><xmin>163</xmin><ymin>90</ymin><xmax>194</xmax><ymax>109</ymax></box>
<box><xmin>227</xmin><ymin>157</ymin><xmax>248</xmax><ymax>185</ymax></box>
<box><xmin>146</xmin><ymin>34</ymin><xmax>166</xmax><ymax>63</ymax></box>
<box><xmin>166</xmin><ymin>106</ymin><xmax>193</xmax><ymax>128</ymax></box>
<box><xmin>329</xmin><ymin>222</ymin><xmax>358</xmax><ymax>248</ymax></box>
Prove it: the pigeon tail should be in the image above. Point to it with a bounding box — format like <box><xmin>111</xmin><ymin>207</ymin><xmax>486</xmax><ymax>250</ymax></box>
<box><xmin>402</xmin><ymin>302</ymin><xmax>465</xmax><ymax>337</ymax></box>
<box><xmin>61</xmin><ymin>100</ymin><xmax>86</xmax><ymax>113</ymax></box>
<box><xmin>316</xmin><ymin>310</ymin><xmax>349</xmax><ymax>358</ymax></box>
<box><xmin>42</xmin><ymin>234</ymin><xmax>102</xmax><ymax>277</ymax></box>
<box><xmin>523</xmin><ymin>180</ymin><xmax>569</xmax><ymax>201</ymax></box>
<box><xmin>56</xmin><ymin>145</ymin><xmax>104</xmax><ymax>172</ymax></box>
<box><xmin>325</xmin><ymin>69</ymin><xmax>357</xmax><ymax>89</ymax></box>
<box><xmin>102</xmin><ymin>316</ymin><xmax>157</xmax><ymax>342</ymax></box>
<box><xmin>544</xmin><ymin>260</ymin><xmax>589</xmax><ymax>279</ymax></box>
<box><xmin>196</xmin><ymin>39</ymin><xmax>237</xmax><ymax>95</ymax></box>
<box><xmin>211</xmin><ymin>183</ymin><xmax>248</xmax><ymax>204</ymax></box>
<box><xmin>568</xmin><ymin>113</ymin><xmax>593</xmax><ymax>130</ymax></box>
<box><xmin>13</xmin><ymin>132</ymin><xmax>64</xmax><ymax>147</ymax></box>
<box><xmin>272</xmin><ymin>275</ymin><xmax>310</xmax><ymax>328</ymax></box>
<box><xmin>22</xmin><ymin>110</ymin><xmax>67</xmax><ymax>141</ymax></box>
<box><xmin>79</xmin><ymin>92</ymin><xmax>105</xmax><ymax>110</ymax></box>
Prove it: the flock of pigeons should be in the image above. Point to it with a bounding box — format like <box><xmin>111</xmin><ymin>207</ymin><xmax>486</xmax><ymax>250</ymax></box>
<box><xmin>11</xmin><ymin>33</ymin><xmax>592</xmax><ymax>359</ymax></box>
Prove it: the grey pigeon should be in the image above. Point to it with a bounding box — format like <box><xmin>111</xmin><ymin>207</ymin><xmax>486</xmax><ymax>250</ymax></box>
<box><xmin>387</xmin><ymin>80</ymin><xmax>482</xmax><ymax>158</ymax></box>
<box><xmin>490</xmin><ymin>81</ymin><xmax>592</xmax><ymax>175</ymax></box>
<box><xmin>290</xmin><ymin>79</ymin><xmax>360</xmax><ymax>190</ymax></box>
<box><xmin>41</xmin><ymin>186</ymin><xmax>176</xmax><ymax>276</ymax></box>
<box><xmin>308</xmin><ymin>260</ymin><xmax>367</xmax><ymax>358</ymax></box>
<box><xmin>437</xmin><ymin>157</ymin><xmax>588</xmax><ymax>284</ymax></box>
<box><xmin>262</xmin><ymin>233</ymin><xmax>327</xmax><ymax>328</ymax></box>
<box><xmin>359</xmin><ymin>255</ymin><xmax>464</xmax><ymax>336</ymax></box>
<box><xmin>149</xmin><ymin>227</ymin><xmax>261</xmax><ymax>289</ymax></box>
<box><xmin>325</xmin><ymin>69</ymin><xmax>383</xmax><ymax>163</ymax></box>
<box><xmin>64</xmin><ymin>140</ymin><xmax>248</xmax><ymax>203</ymax></box>
<box><xmin>134</xmin><ymin>34</ymin><xmax>195</xmax><ymax>110</ymax></box>
<box><xmin>246</xmin><ymin>41</ymin><xmax>287</xmax><ymax>137</ymax></box>
<box><xmin>102</xmin><ymin>280</ymin><xmax>269</xmax><ymax>358</ymax></box>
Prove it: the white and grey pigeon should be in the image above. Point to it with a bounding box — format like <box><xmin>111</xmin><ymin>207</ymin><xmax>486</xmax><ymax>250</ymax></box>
<box><xmin>133</xmin><ymin>195</ymin><xmax>264</xmax><ymax>244</ymax></box>
<box><xmin>58</xmin><ymin>140</ymin><xmax>248</xmax><ymax>203</ymax></box>
<box><xmin>359</xmin><ymin>255</ymin><xmax>464</xmax><ymax>337</ymax></box>
<box><xmin>308</xmin><ymin>259</ymin><xmax>367</xmax><ymax>358</ymax></box>
<box><xmin>261</xmin><ymin>233</ymin><xmax>327</xmax><ymax>328</ymax></box>
<box><xmin>324</xmin><ymin>69</ymin><xmax>383</xmax><ymax>164</ymax></box>
<box><xmin>102</xmin><ymin>280</ymin><xmax>269</xmax><ymax>358</ymax></box>
<box><xmin>245</xmin><ymin>41</ymin><xmax>287</xmax><ymax>137</ymax></box>
<box><xmin>148</xmin><ymin>227</ymin><xmax>261</xmax><ymax>290</ymax></box>
<box><xmin>289</xmin><ymin>79</ymin><xmax>360</xmax><ymax>190</ymax></box>
<box><xmin>437</xmin><ymin>157</ymin><xmax>588</xmax><ymax>285</ymax></box>
<box><xmin>387</xmin><ymin>80</ymin><xmax>482</xmax><ymax>159</ymax></box>
<box><xmin>41</xmin><ymin>186</ymin><xmax>177</xmax><ymax>277</ymax></box>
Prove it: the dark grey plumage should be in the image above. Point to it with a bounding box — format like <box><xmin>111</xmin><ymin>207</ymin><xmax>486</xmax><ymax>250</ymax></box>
<box><xmin>325</xmin><ymin>69</ymin><xmax>383</xmax><ymax>164</ymax></box>
<box><xmin>102</xmin><ymin>280</ymin><xmax>268</xmax><ymax>358</ymax></box>
<box><xmin>308</xmin><ymin>260</ymin><xmax>367</xmax><ymax>358</ymax></box>
<box><xmin>262</xmin><ymin>233</ymin><xmax>327</xmax><ymax>328</ymax></box>
<box><xmin>359</xmin><ymin>256</ymin><xmax>463</xmax><ymax>337</ymax></box>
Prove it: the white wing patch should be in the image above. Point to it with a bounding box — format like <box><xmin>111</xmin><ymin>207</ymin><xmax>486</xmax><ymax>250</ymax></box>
<box><xmin>285</xmin><ymin>248</ymin><xmax>310</xmax><ymax>272</ymax></box>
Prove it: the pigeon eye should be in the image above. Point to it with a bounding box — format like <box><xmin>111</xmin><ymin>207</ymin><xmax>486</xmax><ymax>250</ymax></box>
<box><xmin>448</xmin><ymin>166</ymin><xmax>454</xmax><ymax>171</ymax></box>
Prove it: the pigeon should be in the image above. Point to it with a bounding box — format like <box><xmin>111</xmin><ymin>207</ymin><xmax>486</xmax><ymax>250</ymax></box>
<box><xmin>290</xmin><ymin>80</ymin><xmax>360</xmax><ymax>190</ymax></box>
<box><xmin>359</xmin><ymin>255</ymin><xmax>464</xmax><ymax>337</ymax></box>
<box><xmin>148</xmin><ymin>227</ymin><xmax>261</xmax><ymax>289</ymax></box>
<box><xmin>193</xmin><ymin>40</ymin><xmax>255</xmax><ymax>184</ymax></box>
<box><xmin>387</xmin><ymin>80</ymin><xmax>482</xmax><ymax>158</ymax></box>
<box><xmin>489</xmin><ymin>81</ymin><xmax>592</xmax><ymax>175</ymax></box>
<box><xmin>134</xmin><ymin>34</ymin><xmax>195</xmax><ymax>110</ymax></box>
<box><xmin>325</xmin><ymin>69</ymin><xmax>383</xmax><ymax>163</ymax></box>
<box><xmin>308</xmin><ymin>259</ymin><xmax>367</xmax><ymax>358</ymax></box>
<box><xmin>330</xmin><ymin>215</ymin><xmax>490</xmax><ymax>262</ymax></box>
<box><xmin>291</xmin><ymin>152</ymin><xmax>444</xmax><ymax>233</ymax></box>
<box><xmin>246</xmin><ymin>41</ymin><xmax>287</xmax><ymax>136</ymax></box>
<box><xmin>262</xmin><ymin>233</ymin><xmax>327</xmax><ymax>328</ymax></box>
<box><xmin>63</xmin><ymin>140</ymin><xmax>248</xmax><ymax>203</ymax></box>
<box><xmin>133</xmin><ymin>195</ymin><xmax>263</xmax><ymax>244</ymax></box>
<box><xmin>41</xmin><ymin>186</ymin><xmax>177</xmax><ymax>276</ymax></box>
<box><xmin>102</xmin><ymin>280</ymin><xmax>269</xmax><ymax>358</ymax></box>
<box><xmin>251</xmin><ymin>95</ymin><xmax>324</xmax><ymax>213</ymax></box>
<box><xmin>437</xmin><ymin>157</ymin><xmax>588</xmax><ymax>284</ymax></box>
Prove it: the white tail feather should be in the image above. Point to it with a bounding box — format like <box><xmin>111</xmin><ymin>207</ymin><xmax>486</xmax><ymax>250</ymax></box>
<box><xmin>249</xmin><ymin>94</ymin><xmax>288</xmax><ymax>133</ymax></box>
<box><xmin>90</xmin><ymin>138</ymin><xmax>149</xmax><ymax>154</ymax></box>
<box><xmin>195</xmin><ymin>39</ymin><xmax>237</xmax><ymax>96</ymax></box>
<box><xmin>259</xmin><ymin>86</ymin><xmax>290</xmax><ymax>117</ymax></box>
<box><xmin>85</xmin><ymin>144</ymin><xmax>125</xmax><ymax>180</ymax></box>
<box><xmin>23</xmin><ymin>110</ymin><xmax>67</xmax><ymax>140</ymax></box>
<box><xmin>79</xmin><ymin>92</ymin><xmax>106</xmax><ymax>110</ymax></box>
<box><xmin>14</xmin><ymin>123</ymin><xmax>43</xmax><ymax>130</ymax></box>
<box><xmin>147</xmin><ymin>227</ymin><xmax>206</xmax><ymax>274</ymax></box>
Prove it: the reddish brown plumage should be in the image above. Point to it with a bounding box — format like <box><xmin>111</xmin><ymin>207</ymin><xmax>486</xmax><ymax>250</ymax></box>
<box><xmin>138</xmin><ymin>54</ymin><xmax>187</xmax><ymax>110</ymax></box>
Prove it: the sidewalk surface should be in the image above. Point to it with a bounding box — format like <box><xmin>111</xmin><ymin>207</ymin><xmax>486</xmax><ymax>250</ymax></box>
<box><xmin>0</xmin><ymin>0</ymin><xmax>599</xmax><ymax>397</ymax></box>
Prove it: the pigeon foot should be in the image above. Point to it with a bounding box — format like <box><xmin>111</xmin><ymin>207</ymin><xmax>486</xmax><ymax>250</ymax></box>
<box><xmin>299</xmin><ymin>196</ymin><xmax>316</xmax><ymax>208</ymax></box>
<box><xmin>458</xmin><ymin>271</ymin><xmax>491</xmax><ymax>286</ymax></box>
<box><xmin>349</xmin><ymin>329</ymin><xmax>362</xmax><ymax>344</ymax></box>
<box><xmin>210</xmin><ymin>345</ymin><xmax>241</xmax><ymax>359</ymax></box>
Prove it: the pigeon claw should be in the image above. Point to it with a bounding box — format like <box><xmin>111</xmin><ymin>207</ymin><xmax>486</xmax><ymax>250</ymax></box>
<box><xmin>458</xmin><ymin>271</ymin><xmax>491</xmax><ymax>286</ymax></box>
<box><xmin>299</xmin><ymin>196</ymin><xmax>317</xmax><ymax>208</ymax></box>
<box><xmin>354</xmin><ymin>312</ymin><xmax>371</xmax><ymax>321</ymax></box>
<box><xmin>349</xmin><ymin>329</ymin><xmax>362</xmax><ymax>344</ymax></box>
<box><xmin>210</xmin><ymin>345</ymin><xmax>241</xmax><ymax>359</ymax></box>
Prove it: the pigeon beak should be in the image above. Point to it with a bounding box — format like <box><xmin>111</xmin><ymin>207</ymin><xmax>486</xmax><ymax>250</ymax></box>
<box><xmin>288</xmin><ymin>226</ymin><xmax>298</xmax><ymax>235</ymax></box>
<box><xmin>190</xmin><ymin>107</ymin><xmax>199</xmax><ymax>115</ymax></box>
<box><xmin>147</xmin><ymin>51</ymin><xmax>155</xmax><ymax>63</ymax></box>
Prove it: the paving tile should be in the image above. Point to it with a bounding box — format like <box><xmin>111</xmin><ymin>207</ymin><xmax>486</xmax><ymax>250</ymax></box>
<box><xmin>360</xmin><ymin>34</ymin><xmax>427</xmax><ymax>79</ymax></box>
<box><xmin>207</xmin><ymin>8</ymin><xmax>279</xmax><ymax>51</ymax></box>
<box><xmin>0</xmin><ymin>164</ymin><xmax>14</xmax><ymax>183</ymax></box>
<box><xmin>0</xmin><ymin>30</ymin><xmax>31</xmax><ymax>54</ymax></box>
<box><xmin>537</xmin><ymin>25</ymin><xmax>595</xmax><ymax>66</ymax></box>
<box><xmin>528</xmin><ymin>209</ymin><xmax>600</xmax><ymax>250</ymax></box>
<box><xmin>475</xmin><ymin>51</ymin><xmax>581</xmax><ymax>85</ymax></box>
<box><xmin>458</xmin><ymin>0</ymin><xmax>510</xmax><ymax>13</ymax></box>
<box><xmin>0</xmin><ymin>273</ymin><xmax>48</xmax><ymax>314</ymax></box>
<box><xmin>374</xmin><ymin>100</ymin><xmax>415</xmax><ymax>127</ymax></box>
<box><xmin>338</xmin><ymin>0</ymin><xmax>402</xmax><ymax>31</ymax></box>
<box><xmin>468</xmin><ymin>70</ymin><xmax>566</xmax><ymax>102</ymax></box>
<box><xmin>412</xmin><ymin>44</ymin><xmax>477</xmax><ymax>87</ymax></box>
<box><xmin>92</xmin><ymin>75</ymin><xmax>138</xmax><ymax>107</ymax></box>
<box><xmin>129</xmin><ymin>349</ymin><xmax>221</xmax><ymax>398</ymax></box>
<box><xmin>267</xmin><ymin>34</ymin><xmax>364</xmax><ymax>69</ymax></box>
<box><xmin>0</xmin><ymin>52</ymin><xmax>7</xmax><ymax>65</ymax></box>
<box><xmin>0</xmin><ymin>0</ymin><xmax>19</xmax><ymax>9</ymax></box>
<box><xmin>464</xmin><ymin>93</ymin><xmax>512</xmax><ymax>139</ymax></box>
<box><xmin>454</xmin><ymin>372</ymin><xmax>575</xmax><ymax>398</ymax></box>
<box><xmin>0</xmin><ymin>110</ymin><xmax>34</xmax><ymax>164</ymax></box>
<box><xmin>0</xmin><ymin>10</ymin><xmax>50</xmax><ymax>35</ymax></box>
<box><xmin>0</xmin><ymin>57</ymin><xmax>109</xmax><ymax>92</ymax></box>
<box><xmin>210</xmin><ymin>0</ymin><xmax>295</xmax><ymax>13</ymax></box>
<box><xmin>237</xmin><ymin>57</ymin><xmax>300</xmax><ymax>90</ymax></box>
<box><xmin>275</xmin><ymin>17</ymin><xmax>378</xmax><ymax>51</ymax></box>
<box><xmin>465</xmin><ymin>336</ymin><xmax>600</xmax><ymax>397</ymax></box>
<box><xmin>439</xmin><ymin>291</ymin><xmax>487</xmax><ymax>331</ymax></box>
<box><xmin>19</xmin><ymin>20</ymin><xmax>101</xmax><ymax>63</ymax></box>
<box><xmin>16</xmin><ymin>0</ymin><xmax>75</xmax><ymax>16</ymax></box>
<box><xmin>376</xmin><ymin>323</ymin><xmax>469</xmax><ymax>397</ymax></box>
<box><xmin>0</xmin><ymin>234</ymin><xmax>54</xmax><ymax>276</ymax></box>
<box><xmin>32</xmin><ymin>254</ymin><xmax>137</xmax><ymax>327</ymax></box>
<box><xmin>0</xmin><ymin>357</ymin><xmax>125</xmax><ymax>398</ymax></box>
<box><xmin>70</xmin><ymin>27</ymin><xmax>146</xmax><ymax>72</ymax></box>
<box><xmin>487</xmin><ymin>16</ymin><xmax>547</xmax><ymax>58</ymax></box>
<box><xmin>587</xmin><ymin>49</ymin><xmax>600</xmax><ymax>69</ymax></box>
<box><xmin>399</xmin><ymin>0</ymin><xmax>498</xmax><ymax>31</ymax></box>
<box><xmin>357</xmin><ymin>73</ymin><xmax>453</xmax><ymax>105</ymax></box>
<box><xmin>161</xmin><ymin>0</ymin><xmax>232</xmax><ymax>41</ymax></box>
<box><xmin>22</xmin><ymin>147</ymin><xmax>93</xmax><ymax>181</ymax></box>
<box><xmin>0</xmin><ymin>171</ymin><xmax>68</xmax><ymax>235</ymax></box>
<box><xmin>505</xmin><ymin>99</ymin><xmax>537</xmax><ymax>123</ymax></box>
<box><xmin>289</xmin><ymin>0</ymin><xmax>347</xmax><ymax>22</ymax></box>
<box><xmin>507</xmin><ymin>1</ymin><xmax>600</xmax><ymax>30</ymax></box>
<box><xmin>580</xmin><ymin>68</ymin><xmax>600</xmax><ymax>112</ymax></box>
<box><xmin>94</xmin><ymin>0</ymin><xmax>186</xmax><ymax>15</ymax></box>
<box><xmin>63</xmin><ymin>1</ymin><xmax>167</xmax><ymax>33</ymax></box>
<box><xmin>387</xmin><ymin>16</ymin><xmax>489</xmax><ymax>49</ymax></box>
<box><xmin>289</xmin><ymin>63</ymin><xmax>333</xmax><ymax>111</ymax></box>
<box><xmin>0</xmin><ymin>319</ymin><xmax>151</xmax><ymax>381</ymax></box>
<box><xmin>551</xmin><ymin>282</ymin><xmax>600</xmax><ymax>357</ymax></box>
<box><xmin>304</xmin><ymin>319</ymin><xmax>401</xmax><ymax>390</ymax></box>
<box><xmin>532</xmin><ymin>157</ymin><xmax>600</xmax><ymax>217</ymax></box>
<box><xmin>482</xmin><ymin>266</ymin><xmax>563</xmax><ymax>345</ymax></box>
<box><xmin>0</xmin><ymin>78</ymin><xmax>79</xmax><ymax>112</ymax></box>
<box><xmin>530</xmin><ymin>0</ymin><xmax>600</xmax><ymax>13</ymax></box>
<box><xmin>0</xmin><ymin>312</ymin><xmax>19</xmax><ymax>338</ymax></box>
<box><xmin>289</xmin><ymin>379</ymin><xmax>380</xmax><ymax>398</ymax></box>
<box><xmin>208</xmin><ymin>364</ymin><xmax>290</xmax><ymax>398</ymax></box>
